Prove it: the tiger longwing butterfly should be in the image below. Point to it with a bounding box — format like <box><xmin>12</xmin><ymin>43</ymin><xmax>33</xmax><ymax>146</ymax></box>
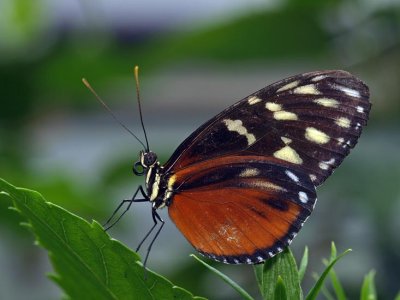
<box><xmin>91</xmin><ymin>69</ymin><xmax>370</xmax><ymax>266</ymax></box>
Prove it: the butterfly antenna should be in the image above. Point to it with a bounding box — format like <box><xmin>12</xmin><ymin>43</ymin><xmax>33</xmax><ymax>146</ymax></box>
<box><xmin>134</xmin><ymin>66</ymin><xmax>150</xmax><ymax>152</ymax></box>
<box><xmin>82</xmin><ymin>78</ymin><xmax>147</xmax><ymax>150</ymax></box>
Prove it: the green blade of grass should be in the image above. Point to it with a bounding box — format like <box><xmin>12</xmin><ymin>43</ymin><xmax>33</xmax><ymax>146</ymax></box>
<box><xmin>360</xmin><ymin>270</ymin><xmax>377</xmax><ymax>300</ymax></box>
<box><xmin>298</xmin><ymin>246</ymin><xmax>309</xmax><ymax>282</ymax></box>
<box><xmin>305</xmin><ymin>249</ymin><xmax>352</xmax><ymax>300</ymax></box>
<box><xmin>327</xmin><ymin>243</ymin><xmax>346</xmax><ymax>300</ymax></box>
<box><xmin>274</xmin><ymin>276</ymin><xmax>288</xmax><ymax>300</ymax></box>
<box><xmin>191</xmin><ymin>254</ymin><xmax>254</xmax><ymax>300</ymax></box>
<box><xmin>255</xmin><ymin>248</ymin><xmax>301</xmax><ymax>300</ymax></box>
<box><xmin>312</xmin><ymin>272</ymin><xmax>335</xmax><ymax>300</ymax></box>
<box><xmin>1</xmin><ymin>178</ymin><xmax>203</xmax><ymax>300</ymax></box>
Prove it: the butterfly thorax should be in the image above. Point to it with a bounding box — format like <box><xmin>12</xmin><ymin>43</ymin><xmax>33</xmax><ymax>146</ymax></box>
<box><xmin>135</xmin><ymin>150</ymin><xmax>174</xmax><ymax>209</ymax></box>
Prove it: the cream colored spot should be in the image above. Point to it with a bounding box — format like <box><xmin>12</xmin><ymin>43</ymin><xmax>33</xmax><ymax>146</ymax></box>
<box><xmin>248</xmin><ymin>96</ymin><xmax>262</xmax><ymax>105</ymax></box>
<box><xmin>150</xmin><ymin>173</ymin><xmax>161</xmax><ymax>201</ymax></box>
<box><xmin>266</xmin><ymin>102</ymin><xmax>282</xmax><ymax>112</ymax></box>
<box><xmin>335</xmin><ymin>85</ymin><xmax>361</xmax><ymax>98</ymax></box>
<box><xmin>337</xmin><ymin>137</ymin><xmax>345</xmax><ymax>145</ymax></box>
<box><xmin>311</xmin><ymin>75</ymin><xmax>328</xmax><ymax>82</ymax></box>
<box><xmin>274</xmin><ymin>146</ymin><xmax>303</xmax><ymax>164</ymax></box>
<box><xmin>310</xmin><ymin>174</ymin><xmax>317</xmax><ymax>182</ymax></box>
<box><xmin>281</xmin><ymin>136</ymin><xmax>292</xmax><ymax>144</ymax></box>
<box><xmin>305</xmin><ymin>127</ymin><xmax>330</xmax><ymax>144</ymax></box>
<box><xmin>277</xmin><ymin>80</ymin><xmax>299</xmax><ymax>92</ymax></box>
<box><xmin>313</xmin><ymin>98</ymin><xmax>339</xmax><ymax>108</ymax></box>
<box><xmin>239</xmin><ymin>168</ymin><xmax>260</xmax><ymax>177</ymax></box>
<box><xmin>222</xmin><ymin>119</ymin><xmax>256</xmax><ymax>146</ymax></box>
<box><xmin>274</xmin><ymin>111</ymin><xmax>298</xmax><ymax>120</ymax></box>
<box><xmin>293</xmin><ymin>84</ymin><xmax>320</xmax><ymax>95</ymax></box>
<box><xmin>335</xmin><ymin>117</ymin><xmax>351</xmax><ymax>128</ymax></box>
<box><xmin>168</xmin><ymin>174</ymin><xmax>176</xmax><ymax>190</ymax></box>
<box><xmin>251</xmin><ymin>181</ymin><xmax>287</xmax><ymax>192</ymax></box>
<box><xmin>299</xmin><ymin>191</ymin><xmax>308</xmax><ymax>203</ymax></box>
<box><xmin>357</xmin><ymin>106</ymin><xmax>364</xmax><ymax>113</ymax></box>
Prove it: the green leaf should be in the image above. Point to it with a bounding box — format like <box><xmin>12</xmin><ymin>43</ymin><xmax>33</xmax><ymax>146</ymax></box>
<box><xmin>305</xmin><ymin>248</ymin><xmax>352</xmax><ymax>300</ymax></box>
<box><xmin>298</xmin><ymin>246</ymin><xmax>309</xmax><ymax>282</ymax></box>
<box><xmin>254</xmin><ymin>263</ymin><xmax>264</xmax><ymax>293</ymax></box>
<box><xmin>360</xmin><ymin>270</ymin><xmax>377</xmax><ymax>300</ymax></box>
<box><xmin>191</xmin><ymin>254</ymin><xmax>254</xmax><ymax>300</ymax></box>
<box><xmin>274</xmin><ymin>276</ymin><xmax>288</xmax><ymax>300</ymax></box>
<box><xmin>327</xmin><ymin>242</ymin><xmax>346</xmax><ymax>300</ymax></box>
<box><xmin>0</xmin><ymin>178</ymin><xmax>203</xmax><ymax>300</ymax></box>
<box><xmin>255</xmin><ymin>248</ymin><xmax>301</xmax><ymax>300</ymax></box>
<box><xmin>311</xmin><ymin>272</ymin><xmax>335</xmax><ymax>300</ymax></box>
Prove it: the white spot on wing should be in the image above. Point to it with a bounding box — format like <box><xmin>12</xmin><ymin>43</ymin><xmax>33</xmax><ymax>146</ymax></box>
<box><xmin>293</xmin><ymin>84</ymin><xmax>320</xmax><ymax>95</ymax></box>
<box><xmin>310</xmin><ymin>174</ymin><xmax>317</xmax><ymax>182</ymax></box>
<box><xmin>311</xmin><ymin>75</ymin><xmax>328</xmax><ymax>82</ymax></box>
<box><xmin>299</xmin><ymin>191</ymin><xmax>308</xmax><ymax>203</ymax></box>
<box><xmin>277</xmin><ymin>80</ymin><xmax>299</xmax><ymax>92</ymax></box>
<box><xmin>319</xmin><ymin>158</ymin><xmax>335</xmax><ymax>170</ymax></box>
<box><xmin>334</xmin><ymin>85</ymin><xmax>361</xmax><ymax>98</ymax></box>
<box><xmin>305</xmin><ymin>127</ymin><xmax>330</xmax><ymax>144</ymax></box>
<box><xmin>274</xmin><ymin>111</ymin><xmax>298</xmax><ymax>120</ymax></box>
<box><xmin>313</xmin><ymin>98</ymin><xmax>339</xmax><ymax>108</ymax></box>
<box><xmin>251</xmin><ymin>181</ymin><xmax>287</xmax><ymax>192</ymax></box>
<box><xmin>285</xmin><ymin>170</ymin><xmax>299</xmax><ymax>182</ymax></box>
<box><xmin>239</xmin><ymin>168</ymin><xmax>260</xmax><ymax>177</ymax></box>
<box><xmin>222</xmin><ymin>119</ymin><xmax>256</xmax><ymax>146</ymax></box>
<box><xmin>357</xmin><ymin>106</ymin><xmax>364</xmax><ymax>113</ymax></box>
<box><xmin>266</xmin><ymin>102</ymin><xmax>282</xmax><ymax>112</ymax></box>
<box><xmin>319</xmin><ymin>162</ymin><xmax>329</xmax><ymax>170</ymax></box>
<box><xmin>335</xmin><ymin>117</ymin><xmax>351</xmax><ymax>128</ymax></box>
<box><xmin>248</xmin><ymin>96</ymin><xmax>262</xmax><ymax>105</ymax></box>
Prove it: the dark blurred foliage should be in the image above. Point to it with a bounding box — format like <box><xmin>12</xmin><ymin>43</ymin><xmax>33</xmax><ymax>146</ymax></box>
<box><xmin>1</xmin><ymin>0</ymin><xmax>399</xmax><ymax>299</ymax></box>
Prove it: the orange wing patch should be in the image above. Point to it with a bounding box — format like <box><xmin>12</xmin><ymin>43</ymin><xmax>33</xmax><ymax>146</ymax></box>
<box><xmin>169</xmin><ymin>188</ymin><xmax>305</xmax><ymax>264</ymax></box>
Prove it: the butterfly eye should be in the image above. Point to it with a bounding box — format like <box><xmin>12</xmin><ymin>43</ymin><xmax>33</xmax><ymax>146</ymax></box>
<box><xmin>143</xmin><ymin>151</ymin><xmax>157</xmax><ymax>167</ymax></box>
<box><xmin>133</xmin><ymin>161</ymin><xmax>145</xmax><ymax>176</ymax></box>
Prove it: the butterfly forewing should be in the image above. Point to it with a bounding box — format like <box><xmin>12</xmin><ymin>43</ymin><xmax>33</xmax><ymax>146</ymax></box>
<box><xmin>164</xmin><ymin>70</ymin><xmax>370</xmax><ymax>264</ymax></box>
<box><xmin>165</xmin><ymin>70</ymin><xmax>370</xmax><ymax>186</ymax></box>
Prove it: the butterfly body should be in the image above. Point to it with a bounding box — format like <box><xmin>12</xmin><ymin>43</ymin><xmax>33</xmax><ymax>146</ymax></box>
<box><xmin>128</xmin><ymin>70</ymin><xmax>370</xmax><ymax>265</ymax></box>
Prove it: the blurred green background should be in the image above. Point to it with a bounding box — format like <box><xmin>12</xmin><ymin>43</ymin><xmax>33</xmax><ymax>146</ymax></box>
<box><xmin>1</xmin><ymin>0</ymin><xmax>399</xmax><ymax>299</ymax></box>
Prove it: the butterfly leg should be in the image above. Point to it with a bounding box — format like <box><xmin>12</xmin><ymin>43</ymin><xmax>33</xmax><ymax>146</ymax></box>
<box><xmin>141</xmin><ymin>208</ymin><xmax>165</xmax><ymax>273</ymax></box>
<box><xmin>103</xmin><ymin>185</ymin><xmax>148</xmax><ymax>231</ymax></box>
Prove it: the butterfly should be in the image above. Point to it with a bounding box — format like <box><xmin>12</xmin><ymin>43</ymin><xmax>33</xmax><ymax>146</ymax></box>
<box><xmin>99</xmin><ymin>69</ymin><xmax>370</xmax><ymax>266</ymax></box>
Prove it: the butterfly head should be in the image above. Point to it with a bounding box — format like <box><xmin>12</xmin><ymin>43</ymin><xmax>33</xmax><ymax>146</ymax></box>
<box><xmin>133</xmin><ymin>150</ymin><xmax>158</xmax><ymax>176</ymax></box>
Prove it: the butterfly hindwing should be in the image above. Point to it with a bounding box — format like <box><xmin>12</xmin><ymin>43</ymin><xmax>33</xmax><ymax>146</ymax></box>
<box><xmin>164</xmin><ymin>70</ymin><xmax>370</xmax><ymax>185</ymax></box>
<box><xmin>168</xmin><ymin>155</ymin><xmax>316</xmax><ymax>263</ymax></box>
